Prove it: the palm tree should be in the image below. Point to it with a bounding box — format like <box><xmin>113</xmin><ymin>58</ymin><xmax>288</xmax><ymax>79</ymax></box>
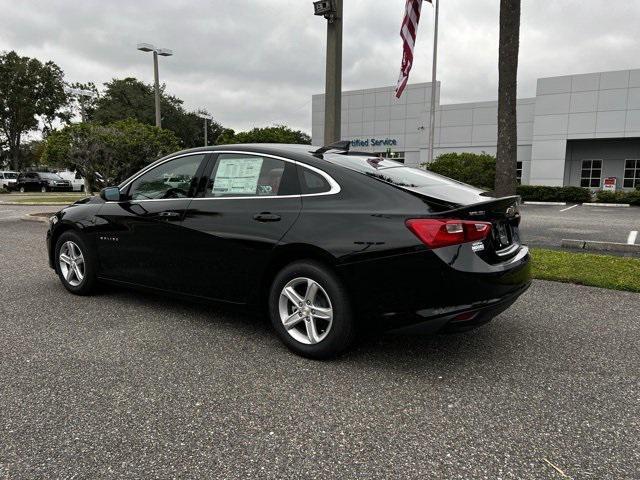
<box><xmin>495</xmin><ymin>0</ymin><xmax>521</xmax><ymax>197</ymax></box>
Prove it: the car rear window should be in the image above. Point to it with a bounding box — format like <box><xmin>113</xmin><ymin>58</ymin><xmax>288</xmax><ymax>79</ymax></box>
<box><xmin>323</xmin><ymin>153</ymin><xmax>487</xmax><ymax>204</ymax></box>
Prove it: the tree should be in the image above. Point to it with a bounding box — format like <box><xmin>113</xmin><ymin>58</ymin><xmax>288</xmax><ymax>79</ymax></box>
<box><xmin>90</xmin><ymin>78</ymin><xmax>223</xmax><ymax>148</ymax></box>
<box><xmin>0</xmin><ymin>51</ymin><xmax>69</xmax><ymax>170</ymax></box>
<box><xmin>42</xmin><ymin>119</ymin><xmax>179</xmax><ymax>192</ymax></box>
<box><xmin>66</xmin><ymin>81</ymin><xmax>99</xmax><ymax>122</ymax></box>
<box><xmin>217</xmin><ymin>125</ymin><xmax>311</xmax><ymax>145</ymax></box>
<box><xmin>424</xmin><ymin>152</ymin><xmax>496</xmax><ymax>190</ymax></box>
<box><xmin>494</xmin><ymin>0</ymin><xmax>521</xmax><ymax>197</ymax></box>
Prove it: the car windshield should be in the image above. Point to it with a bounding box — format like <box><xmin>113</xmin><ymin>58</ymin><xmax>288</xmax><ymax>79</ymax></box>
<box><xmin>38</xmin><ymin>173</ymin><xmax>63</xmax><ymax>180</ymax></box>
<box><xmin>3</xmin><ymin>172</ymin><xmax>18</xmax><ymax>179</ymax></box>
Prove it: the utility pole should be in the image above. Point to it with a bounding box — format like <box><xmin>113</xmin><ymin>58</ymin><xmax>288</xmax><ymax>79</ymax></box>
<box><xmin>427</xmin><ymin>0</ymin><xmax>440</xmax><ymax>164</ymax></box>
<box><xmin>314</xmin><ymin>0</ymin><xmax>343</xmax><ymax>145</ymax></box>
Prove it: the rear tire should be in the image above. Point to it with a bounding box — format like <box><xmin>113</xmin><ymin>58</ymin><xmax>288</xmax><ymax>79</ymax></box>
<box><xmin>55</xmin><ymin>231</ymin><xmax>97</xmax><ymax>295</ymax></box>
<box><xmin>41</xmin><ymin>186</ymin><xmax>47</xmax><ymax>193</ymax></box>
<box><xmin>269</xmin><ymin>260</ymin><xmax>355</xmax><ymax>359</ymax></box>
<box><xmin>19</xmin><ymin>186</ymin><xmax>25</xmax><ymax>193</ymax></box>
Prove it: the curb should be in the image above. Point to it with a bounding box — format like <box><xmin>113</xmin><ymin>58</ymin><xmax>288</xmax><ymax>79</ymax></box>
<box><xmin>582</xmin><ymin>203</ymin><xmax>630</xmax><ymax>208</ymax></box>
<box><xmin>561</xmin><ymin>238</ymin><xmax>640</xmax><ymax>254</ymax></box>
<box><xmin>21</xmin><ymin>213</ymin><xmax>51</xmax><ymax>223</ymax></box>
<box><xmin>523</xmin><ymin>201</ymin><xmax>567</xmax><ymax>206</ymax></box>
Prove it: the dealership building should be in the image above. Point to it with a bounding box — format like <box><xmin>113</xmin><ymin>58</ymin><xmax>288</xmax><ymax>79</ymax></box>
<box><xmin>312</xmin><ymin>68</ymin><xmax>640</xmax><ymax>190</ymax></box>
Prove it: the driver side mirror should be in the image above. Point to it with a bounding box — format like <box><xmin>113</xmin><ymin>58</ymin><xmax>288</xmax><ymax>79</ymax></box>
<box><xmin>100</xmin><ymin>186</ymin><xmax>121</xmax><ymax>202</ymax></box>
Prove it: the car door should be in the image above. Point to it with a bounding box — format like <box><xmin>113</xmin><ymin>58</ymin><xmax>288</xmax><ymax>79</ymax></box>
<box><xmin>94</xmin><ymin>153</ymin><xmax>209</xmax><ymax>292</ymax></box>
<box><xmin>26</xmin><ymin>173</ymin><xmax>38</xmax><ymax>191</ymax></box>
<box><xmin>180</xmin><ymin>151</ymin><xmax>302</xmax><ymax>303</ymax></box>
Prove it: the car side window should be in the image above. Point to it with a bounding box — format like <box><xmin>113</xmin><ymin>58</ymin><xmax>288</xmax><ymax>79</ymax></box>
<box><xmin>299</xmin><ymin>168</ymin><xmax>331</xmax><ymax>194</ymax></box>
<box><xmin>206</xmin><ymin>154</ymin><xmax>298</xmax><ymax>197</ymax></box>
<box><xmin>128</xmin><ymin>154</ymin><xmax>205</xmax><ymax>201</ymax></box>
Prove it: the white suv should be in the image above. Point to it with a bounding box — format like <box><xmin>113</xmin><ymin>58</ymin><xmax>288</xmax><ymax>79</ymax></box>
<box><xmin>0</xmin><ymin>171</ymin><xmax>18</xmax><ymax>190</ymax></box>
<box><xmin>56</xmin><ymin>170</ymin><xmax>86</xmax><ymax>192</ymax></box>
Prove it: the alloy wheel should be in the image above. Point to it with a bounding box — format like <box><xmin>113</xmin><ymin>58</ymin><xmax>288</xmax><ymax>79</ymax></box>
<box><xmin>59</xmin><ymin>241</ymin><xmax>85</xmax><ymax>287</ymax></box>
<box><xmin>278</xmin><ymin>277</ymin><xmax>333</xmax><ymax>345</ymax></box>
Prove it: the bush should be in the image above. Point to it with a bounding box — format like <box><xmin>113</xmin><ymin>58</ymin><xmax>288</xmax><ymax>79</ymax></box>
<box><xmin>0</xmin><ymin>187</ymin><xmax>9</xmax><ymax>194</ymax></box>
<box><xmin>423</xmin><ymin>152</ymin><xmax>495</xmax><ymax>190</ymax></box>
<box><xmin>516</xmin><ymin>185</ymin><xmax>591</xmax><ymax>203</ymax></box>
<box><xmin>595</xmin><ymin>190</ymin><xmax>640</xmax><ymax>205</ymax></box>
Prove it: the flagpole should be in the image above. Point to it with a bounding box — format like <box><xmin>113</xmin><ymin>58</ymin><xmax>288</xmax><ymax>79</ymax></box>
<box><xmin>427</xmin><ymin>0</ymin><xmax>439</xmax><ymax>163</ymax></box>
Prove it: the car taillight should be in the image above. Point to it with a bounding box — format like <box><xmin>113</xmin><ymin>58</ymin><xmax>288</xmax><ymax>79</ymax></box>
<box><xmin>405</xmin><ymin>219</ymin><xmax>492</xmax><ymax>249</ymax></box>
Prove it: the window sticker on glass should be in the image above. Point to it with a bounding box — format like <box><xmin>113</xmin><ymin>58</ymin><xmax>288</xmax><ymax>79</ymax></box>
<box><xmin>212</xmin><ymin>157</ymin><xmax>264</xmax><ymax>195</ymax></box>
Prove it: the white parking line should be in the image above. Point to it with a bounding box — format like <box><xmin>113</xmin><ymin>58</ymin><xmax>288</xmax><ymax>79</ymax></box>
<box><xmin>559</xmin><ymin>204</ymin><xmax>579</xmax><ymax>212</ymax></box>
<box><xmin>627</xmin><ymin>231</ymin><xmax>638</xmax><ymax>245</ymax></box>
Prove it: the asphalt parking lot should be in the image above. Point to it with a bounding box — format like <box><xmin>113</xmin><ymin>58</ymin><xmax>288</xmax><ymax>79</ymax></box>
<box><xmin>1</xmin><ymin>207</ymin><xmax>639</xmax><ymax>479</ymax></box>
<box><xmin>519</xmin><ymin>204</ymin><xmax>640</xmax><ymax>252</ymax></box>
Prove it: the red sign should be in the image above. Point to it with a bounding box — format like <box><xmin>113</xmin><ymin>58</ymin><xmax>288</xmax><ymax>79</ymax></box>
<box><xmin>603</xmin><ymin>177</ymin><xmax>617</xmax><ymax>192</ymax></box>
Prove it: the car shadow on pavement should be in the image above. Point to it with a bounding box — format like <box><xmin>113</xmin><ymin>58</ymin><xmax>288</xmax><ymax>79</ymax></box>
<box><xmin>96</xmin><ymin>282</ymin><xmax>521</xmax><ymax>369</ymax></box>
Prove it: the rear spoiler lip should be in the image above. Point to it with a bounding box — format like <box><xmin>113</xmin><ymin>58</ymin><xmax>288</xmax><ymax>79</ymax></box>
<box><xmin>423</xmin><ymin>195</ymin><xmax>521</xmax><ymax>219</ymax></box>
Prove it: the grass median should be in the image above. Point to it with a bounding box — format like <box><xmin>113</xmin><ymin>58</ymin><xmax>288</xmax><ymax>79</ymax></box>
<box><xmin>1</xmin><ymin>194</ymin><xmax>89</xmax><ymax>205</ymax></box>
<box><xmin>531</xmin><ymin>248</ymin><xmax>640</xmax><ymax>293</ymax></box>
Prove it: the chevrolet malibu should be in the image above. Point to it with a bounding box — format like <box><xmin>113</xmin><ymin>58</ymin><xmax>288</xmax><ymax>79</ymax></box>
<box><xmin>47</xmin><ymin>143</ymin><xmax>531</xmax><ymax>358</ymax></box>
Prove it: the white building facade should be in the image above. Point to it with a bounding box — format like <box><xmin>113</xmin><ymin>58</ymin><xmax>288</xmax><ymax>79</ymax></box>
<box><xmin>312</xmin><ymin>69</ymin><xmax>640</xmax><ymax>190</ymax></box>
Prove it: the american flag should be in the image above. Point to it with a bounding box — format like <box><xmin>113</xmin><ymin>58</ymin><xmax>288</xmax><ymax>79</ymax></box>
<box><xmin>395</xmin><ymin>0</ymin><xmax>431</xmax><ymax>98</ymax></box>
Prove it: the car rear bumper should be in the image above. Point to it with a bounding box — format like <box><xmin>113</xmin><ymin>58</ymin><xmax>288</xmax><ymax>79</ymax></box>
<box><xmin>337</xmin><ymin>244</ymin><xmax>532</xmax><ymax>332</ymax></box>
<box><xmin>387</xmin><ymin>280</ymin><xmax>531</xmax><ymax>334</ymax></box>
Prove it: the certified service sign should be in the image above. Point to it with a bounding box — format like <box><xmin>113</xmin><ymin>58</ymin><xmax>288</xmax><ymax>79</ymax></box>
<box><xmin>351</xmin><ymin>138</ymin><xmax>398</xmax><ymax>148</ymax></box>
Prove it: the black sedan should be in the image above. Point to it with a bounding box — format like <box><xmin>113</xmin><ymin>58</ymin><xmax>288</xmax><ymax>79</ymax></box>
<box><xmin>15</xmin><ymin>172</ymin><xmax>72</xmax><ymax>192</ymax></box>
<box><xmin>46</xmin><ymin>143</ymin><xmax>531</xmax><ymax>358</ymax></box>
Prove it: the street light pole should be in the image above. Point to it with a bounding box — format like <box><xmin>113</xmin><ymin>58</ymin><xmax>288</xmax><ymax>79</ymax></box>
<box><xmin>153</xmin><ymin>50</ymin><xmax>161</xmax><ymax>128</ymax></box>
<box><xmin>65</xmin><ymin>87</ymin><xmax>97</xmax><ymax>122</ymax></box>
<box><xmin>314</xmin><ymin>0</ymin><xmax>343</xmax><ymax>145</ymax></box>
<box><xmin>137</xmin><ymin>43</ymin><xmax>173</xmax><ymax>129</ymax></box>
<box><xmin>427</xmin><ymin>0</ymin><xmax>440</xmax><ymax>164</ymax></box>
<box><xmin>197</xmin><ymin>113</ymin><xmax>213</xmax><ymax>147</ymax></box>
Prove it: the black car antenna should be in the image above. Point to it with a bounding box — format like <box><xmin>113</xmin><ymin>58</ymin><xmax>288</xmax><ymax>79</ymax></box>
<box><xmin>312</xmin><ymin>140</ymin><xmax>351</xmax><ymax>157</ymax></box>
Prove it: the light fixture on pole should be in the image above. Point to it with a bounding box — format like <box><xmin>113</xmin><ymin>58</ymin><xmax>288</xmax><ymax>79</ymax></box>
<box><xmin>137</xmin><ymin>43</ymin><xmax>173</xmax><ymax>128</ymax></box>
<box><xmin>313</xmin><ymin>0</ymin><xmax>343</xmax><ymax>145</ymax></box>
<box><xmin>65</xmin><ymin>87</ymin><xmax>97</xmax><ymax>122</ymax></box>
<box><xmin>197</xmin><ymin>113</ymin><xmax>214</xmax><ymax>146</ymax></box>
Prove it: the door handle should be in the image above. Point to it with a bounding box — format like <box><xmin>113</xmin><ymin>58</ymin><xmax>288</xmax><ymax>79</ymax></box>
<box><xmin>157</xmin><ymin>211</ymin><xmax>181</xmax><ymax>218</ymax></box>
<box><xmin>253</xmin><ymin>212</ymin><xmax>281</xmax><ymax>222</ymax></box>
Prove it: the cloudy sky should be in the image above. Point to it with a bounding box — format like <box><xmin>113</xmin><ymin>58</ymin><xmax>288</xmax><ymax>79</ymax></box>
<box><xmin>1</xmin><ymin>1</ymin><xmax>639</xmax><ymax>133</ymax></box>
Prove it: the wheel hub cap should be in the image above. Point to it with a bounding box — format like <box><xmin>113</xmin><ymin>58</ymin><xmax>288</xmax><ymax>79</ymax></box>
<box><xmin>58</xmin><ymin>240</ymin><xmax>85</xmax><ymax>287</ymax></box>
<box><xmin>278</xmin><ymin>277</ymin><xmax>333</xmax><ymax>345</ymax></box>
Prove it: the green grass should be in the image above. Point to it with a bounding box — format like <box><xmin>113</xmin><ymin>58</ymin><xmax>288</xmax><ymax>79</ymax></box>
<box><xmin>531</xmin><ymin>248</ymin><xmax>640</xmax><ymax>293</ymax></box>
<box><xmin>2</xmin><ymin>194</ymin><xmax>89</xmax><ymax>205</ymax></box>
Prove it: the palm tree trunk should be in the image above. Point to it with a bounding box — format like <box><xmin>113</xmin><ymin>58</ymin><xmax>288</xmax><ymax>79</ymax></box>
<box><xmin>495</xmin><ymin>0</ymin><xmax>521</xmax><ymax>197</ymax></box>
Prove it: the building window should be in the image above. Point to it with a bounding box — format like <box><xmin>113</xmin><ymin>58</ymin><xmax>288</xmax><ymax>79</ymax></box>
<box><xmin>516</xmin><ymin>161</ymin><xmax>522</xmax><ymax>184</ymax></box>
<box><xmin>623</xmin><ymin>159</ymin><xmax>640</xmax><ymax>188</ymax></box>
<box><xmin>375</xmin><ymin>151</ymin><xmax>405</xmax><ymax>163</ymax></box>
<box><xmin>580</xmin><ymin>159</ymin><xmax>602</xmax><ymax>188</ymax></box>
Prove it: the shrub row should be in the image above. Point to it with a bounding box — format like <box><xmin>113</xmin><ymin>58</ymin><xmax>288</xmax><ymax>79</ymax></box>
<box><xmin>515</xmin><ymin>185</ymin><xmax>592</xmax><ymax>203</ymax></box>
<box><xmin>595</xmin><ymin>190</ymin><xmax>640</xmax><ymax>205</ymax></box>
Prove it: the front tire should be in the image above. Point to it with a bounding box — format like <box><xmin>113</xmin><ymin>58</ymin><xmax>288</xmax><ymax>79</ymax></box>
<box><xmin>55</xmin><ymin>231</ymin><xmax>97</xmax><ymax>295</ymax></box>
<box><xmin>41</xmin><ymin>185</ymin><xmax>47</xmax><ymax>193</ymax></box>
<box><xmin>269</xmin><ymin>260</ymin><xmax>355</xmax><ymax>359</ymax></box>
<box><xmin>19</xmin><ymin>186</ymin><xmax>25</xmax><ymax>193</ymax></box>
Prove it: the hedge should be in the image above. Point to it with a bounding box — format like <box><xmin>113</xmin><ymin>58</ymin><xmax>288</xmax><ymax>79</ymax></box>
<box><xmin>595</xmin><ymin>189</ymin><xmax>640</xmax><ymax>205</ymax></box>
<box><xmin>516</xmin><ymin>185</ymin><xmax>592</xmax><ymax>203</ymax></box>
